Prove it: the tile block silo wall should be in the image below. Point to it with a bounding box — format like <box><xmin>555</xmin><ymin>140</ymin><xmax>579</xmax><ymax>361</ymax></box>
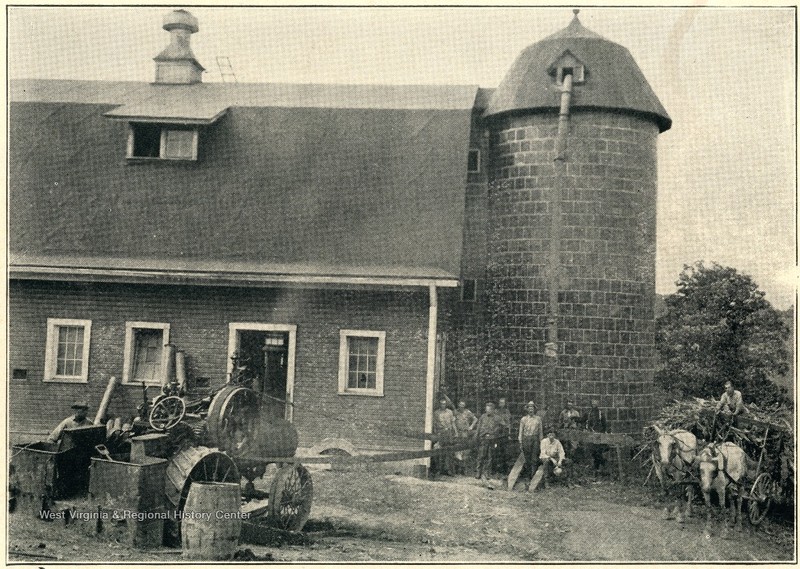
<box><xmin>487</xmin><ymin>111</ymin><xmax>659</xmax><ymax>433</ymax></box>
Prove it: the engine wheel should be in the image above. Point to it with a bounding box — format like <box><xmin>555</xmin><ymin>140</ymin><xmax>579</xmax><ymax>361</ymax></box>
<box><xmin>268</xmin><ymin>464</ymin><xmax>313</xmax><ymax>531</ymax></box>
<box><xmin>207</xmin><ymin>386</ymin><xmax>260</xmax><ymax>454</ymax></box>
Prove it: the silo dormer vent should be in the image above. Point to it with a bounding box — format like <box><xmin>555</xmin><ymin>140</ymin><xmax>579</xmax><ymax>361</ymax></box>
<box><xmin>549</xmin><ymin>51</ymin><xmax>585</xmax><ymax>85</ymax></box>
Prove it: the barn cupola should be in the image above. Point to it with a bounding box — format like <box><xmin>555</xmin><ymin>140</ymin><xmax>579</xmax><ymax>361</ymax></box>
<box><xmin>153</xmin><ymin>9</ymin><xmax>204</xmax><ymax>84</ymax></box>
<box><xmin>484</xmin><ymin>10</ymin><xmax>671</xmax><ymax>131</ymax></box>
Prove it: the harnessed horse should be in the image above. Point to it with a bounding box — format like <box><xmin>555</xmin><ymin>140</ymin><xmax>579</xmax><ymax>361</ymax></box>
<box><xmin>694</xmin><ymin>442</ymin><xmax>756</xmax><ymax>534</ymax></box>
<box><xmin>653</xmin><ymin>426</ymin><xmax>697</xmax><ymax>522</ymax></box>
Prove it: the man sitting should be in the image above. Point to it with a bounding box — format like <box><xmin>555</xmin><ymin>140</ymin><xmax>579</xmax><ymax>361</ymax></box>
<box><xmin>530</xmin><ymin>430</ymin><xmax>566</xmax><ymax>491</ymax></box>
<box><xmin>48</xmin><ymin>401</ymin><xmax>92</xmax><ymax>444</ymax></box>
<box><xmin>714</xmin><ymin>380</ymin><xmax>747</xmax><ymax>440</ymax></box>
<box><xmin>717</xmin><ymin>381</ymin><xmax>747</xmax><ymax>416</ymax></box>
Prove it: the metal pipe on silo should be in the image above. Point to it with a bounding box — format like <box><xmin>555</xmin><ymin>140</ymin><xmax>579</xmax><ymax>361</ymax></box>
<box><xmin>544</xmin><ymin>73</ymin><xmax>573</xmax><ymax>424</ymax></box>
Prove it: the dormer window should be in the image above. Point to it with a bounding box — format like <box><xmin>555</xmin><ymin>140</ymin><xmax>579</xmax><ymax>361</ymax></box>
<box><xmin>128</xmin><ymin>123</ymin><xmax>198</xmax><ymax>161</ymax></box>
<box><xmin>549</xmin><ymin>50</ymin><xmax>586</xmax><ymax>86</ymax></box>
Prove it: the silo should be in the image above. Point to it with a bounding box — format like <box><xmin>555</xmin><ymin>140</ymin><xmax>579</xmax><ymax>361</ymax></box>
<box><xmin>482</xmin><ymin>12</ymin><xmax>671</xmax><ymax>433</ymax></box>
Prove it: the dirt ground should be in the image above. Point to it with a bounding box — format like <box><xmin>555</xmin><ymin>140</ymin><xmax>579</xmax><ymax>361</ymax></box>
<box><xmin>8</xmin><ymin>465</ymin><xmax>795</xmax><ymax>562</ymax></box>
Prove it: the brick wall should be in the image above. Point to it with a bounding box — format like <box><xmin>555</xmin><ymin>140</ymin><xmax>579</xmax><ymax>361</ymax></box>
<box><xmin>482</xmin><ymin>110</ymin><xmax>659</xmax><ymax>433</ymax></box>
<box><xmin>444</xmin><ymin>110</ymin><xmax>490</xmax><ymax>411</ymax></box>
<box><xmin>9</xmin><ymin>280</ymin><xmax>431</xmax><ymax>450</ymax></box>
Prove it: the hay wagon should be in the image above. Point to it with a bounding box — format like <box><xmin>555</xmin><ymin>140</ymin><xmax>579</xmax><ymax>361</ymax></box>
<box><xmin>650</xmin><ymin>406</ymin><xmax>790</xmax><ymax>527</ymax></box>
<box><xmin>708</xmin><ymin>413</ymin><xmax>789</xmax><ymax>525</ymax></box>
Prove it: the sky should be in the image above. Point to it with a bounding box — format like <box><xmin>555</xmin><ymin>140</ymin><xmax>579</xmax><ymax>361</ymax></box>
<box><xmin>6</xmin><ymin>5</ymin><xmax>797</xmax><ymax>308</ymax></box>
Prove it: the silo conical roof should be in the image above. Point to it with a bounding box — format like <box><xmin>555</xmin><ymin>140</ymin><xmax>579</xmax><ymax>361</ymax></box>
<box><xmin>484</xmin><ymin>13</ymin><xmax>671</xmax><ymax>132</ymax></box>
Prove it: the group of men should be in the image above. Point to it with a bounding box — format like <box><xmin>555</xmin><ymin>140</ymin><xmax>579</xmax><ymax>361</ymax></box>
<box><xmin>432</xmin><ymin>396</ymin><xmax>609</xmax><ymax>488</ymax></box>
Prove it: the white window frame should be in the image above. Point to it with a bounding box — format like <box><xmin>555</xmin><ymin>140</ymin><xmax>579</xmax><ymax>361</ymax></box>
<box><xmin>227</xmin><ymin>322</ymin><xmax>297</xmax><ymax>422</ymax></box>
<box><xmin>43</xmin><ymin>318</ymin><xmax>92</xmax><ymax>383</ymax></box>
<box><xmin>122</xmin><ymin>322</ymin><xmax>171</xmax><ymax>385</ymax></box>
<box><xmin>126</xmin><ymin>124</ymin><xmax>199</xmax><ymax>161</ymax></box>
<box><xmin>338</xmin><ymin>330</ymin><xmax>386</xmax><ymax>397</ymax></box>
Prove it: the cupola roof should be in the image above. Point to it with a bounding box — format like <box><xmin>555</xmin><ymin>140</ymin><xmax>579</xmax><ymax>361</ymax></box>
<box><xmin>484</xmin><ymin>11</ymin><xmax>671</xmax><ymax>132</ymax></box>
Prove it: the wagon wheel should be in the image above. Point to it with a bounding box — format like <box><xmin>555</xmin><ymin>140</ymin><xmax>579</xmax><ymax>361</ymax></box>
<box><xmin>268</xmin><ymin>464</ymin><xmax>313</xmax><ymax>531</ymax></box>
<box><xmin>207</xmin><ymin>386</ymin><xmax>260</xmax><ymax>454</ymax></box>
<box><xmin>149</xmin><ymin>396</ymin><xmax>186</xmax><ymax>431</ymax></box>
<box><xmin>748</xmin><ymin>472</ymin><xmax>773</xmax><ymax>525</ymax></box>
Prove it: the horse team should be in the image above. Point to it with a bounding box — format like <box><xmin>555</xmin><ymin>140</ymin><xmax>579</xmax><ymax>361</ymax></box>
<box><xmin>653</xmin><ymin>426</ymin><xmax>759</xmax><ymax>536</ymax></box>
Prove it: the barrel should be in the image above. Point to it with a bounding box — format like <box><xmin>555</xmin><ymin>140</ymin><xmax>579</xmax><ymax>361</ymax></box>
<box><xmin>181</xmin><ymin>481</ymin><xmax>242</xmax><ymax>560</ymax></box>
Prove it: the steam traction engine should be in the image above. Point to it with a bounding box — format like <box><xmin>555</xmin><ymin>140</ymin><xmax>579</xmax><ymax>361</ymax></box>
<box><xmin>142</xmin><ymin>369</ymin><xmax>313</xmax><ymax>537</ymax></box>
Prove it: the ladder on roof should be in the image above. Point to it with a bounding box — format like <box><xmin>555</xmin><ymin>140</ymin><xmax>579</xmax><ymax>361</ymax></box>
<box><xmin>216</xmin><ymin>56</ymin><xmax>238</xmax><ymax>83</ymax></box>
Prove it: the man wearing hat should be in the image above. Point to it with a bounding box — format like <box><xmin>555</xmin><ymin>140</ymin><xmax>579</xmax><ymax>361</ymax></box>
<box><xmin>47</xmin><ymin>401</ymin><xmax>92</xmax><ymax>443</ymax></box>
<box><xmin>517</xmin><ymin>401</ymin><xmax>543</xmax><ymax>481</ymax></box>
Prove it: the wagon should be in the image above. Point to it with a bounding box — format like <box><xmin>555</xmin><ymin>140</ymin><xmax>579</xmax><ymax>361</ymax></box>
<box><xmin>651</xmin><ymin>410</ymin><xmax>788</xmax><ymax>526</ymax></box>
<box><xmin>711</xmin><ymin>413</ymin><xmax>787</xmax><ymax>526</ymax></box>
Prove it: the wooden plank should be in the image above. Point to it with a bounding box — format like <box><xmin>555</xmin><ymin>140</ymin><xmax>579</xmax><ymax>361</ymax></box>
<box><xmin>252</xmin><ymin>436</ymin><xmax>492</xmax><ymax>466</ymax></box>
<box><xmin>557</xmin><ymin>429</ymin><xmax>637</xmax><ymax>446</ymax></box>
<box><xmin>507</xmin><ymin>452</ymin><xmax>526</xmax><ymax>491</ymax></box>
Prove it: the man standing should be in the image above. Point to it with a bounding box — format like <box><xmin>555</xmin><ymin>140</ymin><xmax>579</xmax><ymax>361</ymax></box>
<box><xmin>48</xmin><ymin>401</ymin><xmax>92</xmax><ymax>444</ymax></box>
<box><xmin>584</xmin><ymin>399</ymin><xmax>607</xmax><ymax>471</ymax></box>
<box><xmin>494</xmin><ymin>397</ymin><xmax>512</xmax><ymax>476</ymax></box>
<box><xmin>453</xmin><ymin>400</ymin><xmax>477</xmax><ymax>474</ymax></box>
<box><xmin>432</xmin><ymin>397</ymin><xmax>457</xmax><ymax>477</ymax></box>
<box><xmin>518</xmin><ymin>401</ymin><xmax>543</xmax><ymax>482</ymax></box>
<box><xmin>475</xmin><ymin>401</ymin><xmax>503</xmax><ymax>482</ymax></box>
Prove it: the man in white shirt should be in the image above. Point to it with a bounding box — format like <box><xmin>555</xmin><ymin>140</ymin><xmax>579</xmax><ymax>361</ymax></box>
<box><xmin>717</xmin><ymin>381</ymin><xmax>747</xmax><ymax>416</ymax></box>
<box><xmin>536</xmin><ymin>430</ymin><xmax>566</xmax><ymax>489</ymax></box>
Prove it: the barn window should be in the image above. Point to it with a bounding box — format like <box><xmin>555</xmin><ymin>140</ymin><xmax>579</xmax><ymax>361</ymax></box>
<box><xmin>338</xmin><ymin>330</ymin><xmax>385</xmax><ymax>396</ymax></box>
<box><xmin>122</xmin><ymin>322</ymin><xmax>171</xmax><ymax>385</ymax></box>
<box><xmin>43</xmin><ymin>318</ymin><xmax>92</xmax><ymax>383</ymax></box>
<box><xmin>128</xmin><ymin>123</ymin><xmax>198</xmax><ymax>161</ymax></box>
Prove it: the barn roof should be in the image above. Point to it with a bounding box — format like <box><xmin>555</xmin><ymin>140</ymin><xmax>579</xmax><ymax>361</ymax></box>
<box><xmin>10</xmin><ymin>79</ymin><xmax>479</xmax><ymax>284</ymax></box>
<box><xmin>484</xmin><ymin>13</ymin><xmax>671</xmax><ymax>132</ymax></box>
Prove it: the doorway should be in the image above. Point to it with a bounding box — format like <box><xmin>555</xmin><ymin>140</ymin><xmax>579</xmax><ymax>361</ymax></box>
<box><xmin>228</xmin><ymin>323</ymin><xmax>297</xmax><ymax>421</ymax></box>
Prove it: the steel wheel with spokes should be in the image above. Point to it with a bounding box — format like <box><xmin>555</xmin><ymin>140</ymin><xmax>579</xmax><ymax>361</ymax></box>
<box><xmin>149</xmin><ymin>396</ymin><xmax>186</xmax><ymax>431</ymax></box>
<box><xmin>748</xmin><ymin>472</ymin><xmax>773</xmax><ymax>525</ymax></box>
<box><xmin>268</xmin><ymin>464</ymin><xmax>313</xmax><ymax>531</ymax></box>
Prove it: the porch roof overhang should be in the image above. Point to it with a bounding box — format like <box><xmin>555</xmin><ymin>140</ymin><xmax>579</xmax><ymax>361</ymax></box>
<box><xmin>9</xmin><ymin>254</ymin><xmax>459</xmax><ymax>289</ymax></box>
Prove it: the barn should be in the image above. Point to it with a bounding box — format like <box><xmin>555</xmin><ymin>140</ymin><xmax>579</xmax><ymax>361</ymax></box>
<box><xmin>8</xmin><ymin>9</ymin><xmax>670</xmax><ymax>462</ymax></box>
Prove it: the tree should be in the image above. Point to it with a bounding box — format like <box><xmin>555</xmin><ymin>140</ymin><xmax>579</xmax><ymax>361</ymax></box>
<box><xmin>655</xmin><ymin>262</ymin><xmax>791</xmax><ymax>407</ymax></box>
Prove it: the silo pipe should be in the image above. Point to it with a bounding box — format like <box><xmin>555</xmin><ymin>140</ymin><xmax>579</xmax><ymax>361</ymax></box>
<box><xmin>545</xmin><ymin>72</ymin><xmax>573</xmax><ymax>420</ymax></box>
